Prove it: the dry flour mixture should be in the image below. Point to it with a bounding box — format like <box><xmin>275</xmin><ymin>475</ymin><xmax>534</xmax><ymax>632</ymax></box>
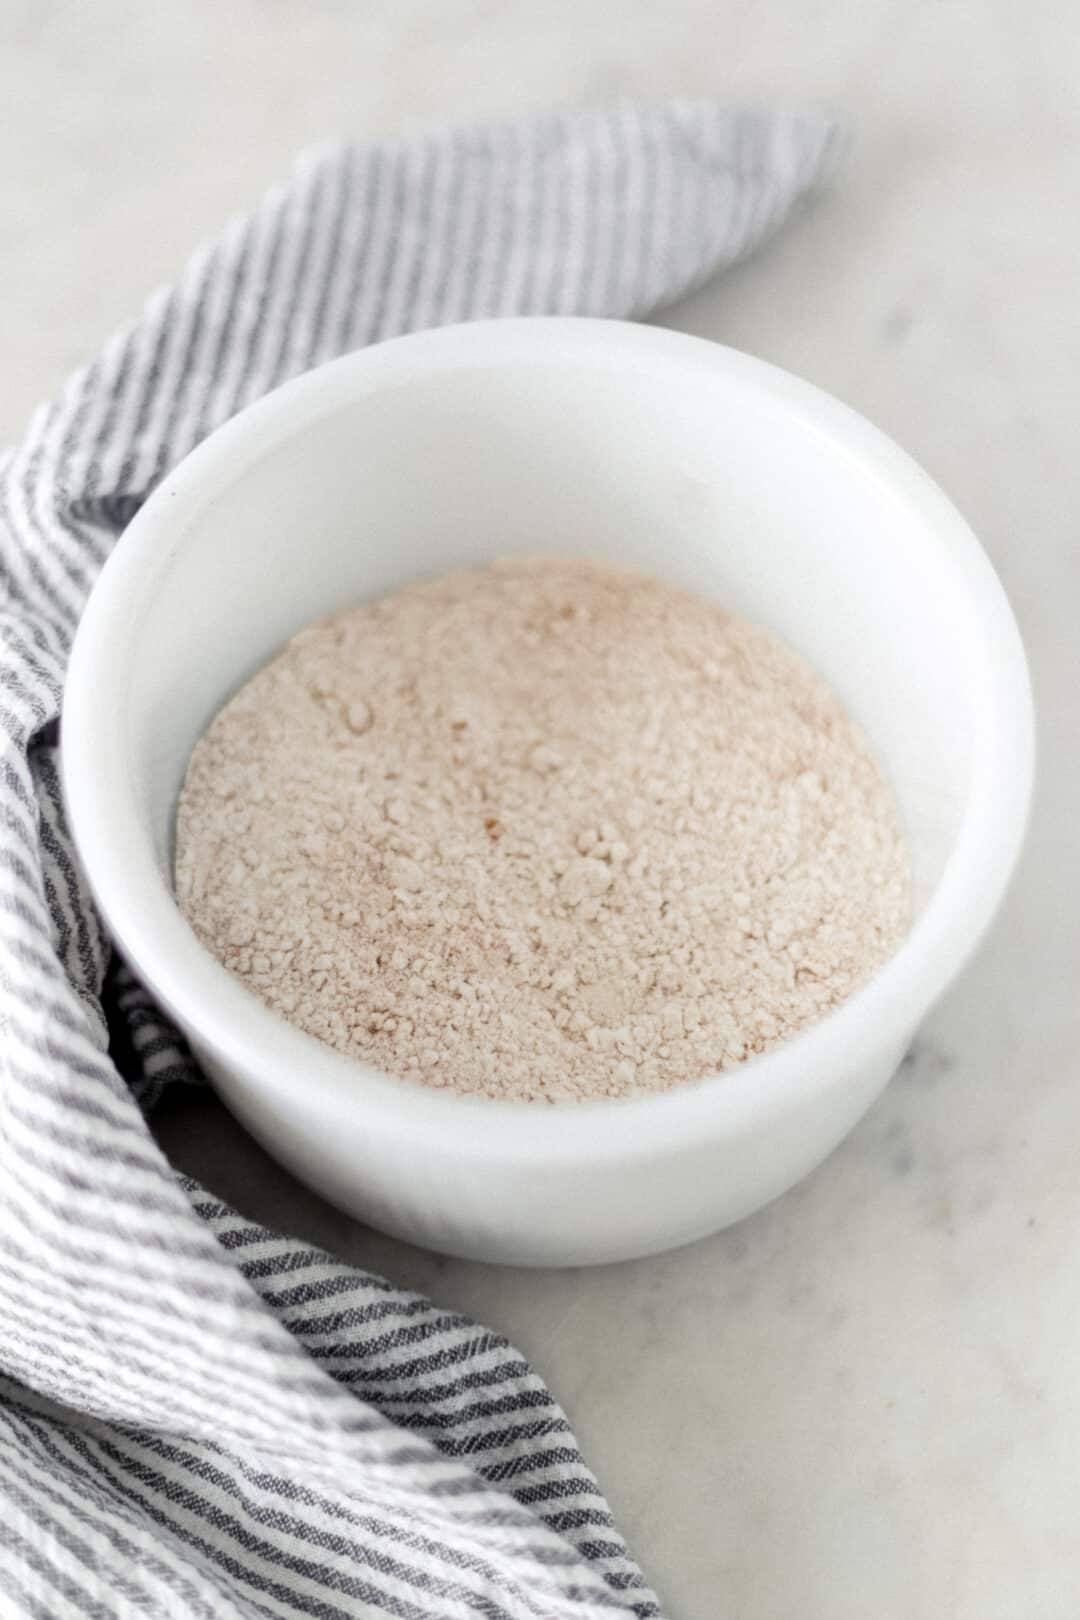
<box><xmin>175</xmin><ymin>557</ymin><xmax>910</xmax><ymax>1101</ymax></box>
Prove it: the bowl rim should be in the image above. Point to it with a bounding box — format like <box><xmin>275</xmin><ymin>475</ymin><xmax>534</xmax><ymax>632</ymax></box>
<box><xmin>62</xmin><ymin>316</ymin><xmax>1035</xmax><ymax>1165</ymax></box>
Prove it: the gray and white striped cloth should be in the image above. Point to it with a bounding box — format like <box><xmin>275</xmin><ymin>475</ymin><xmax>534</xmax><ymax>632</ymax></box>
<box><xmin>0</xmin><ymin>102</ymin><xmax>838</xmax><ymax>1618</ymax></box>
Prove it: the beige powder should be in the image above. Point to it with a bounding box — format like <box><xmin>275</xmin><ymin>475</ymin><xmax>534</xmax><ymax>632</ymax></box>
<box><xmin>175</xmin><ymin>557</ymin><xmax>910</xmax><ymax>1101</ymax></box>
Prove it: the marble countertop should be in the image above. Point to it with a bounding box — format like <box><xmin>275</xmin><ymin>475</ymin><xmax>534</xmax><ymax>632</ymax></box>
<box><xmin>6</xmin><ymin>3</ymin><xmax>1077</xmax><ymax>1614</ymax></box>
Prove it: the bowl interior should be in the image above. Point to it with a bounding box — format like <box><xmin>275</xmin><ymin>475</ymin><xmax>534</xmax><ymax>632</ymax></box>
<box><xmin>128</xmin><ymin>330</ymin><xmax>984</xmax><ymax>922</ymax></box>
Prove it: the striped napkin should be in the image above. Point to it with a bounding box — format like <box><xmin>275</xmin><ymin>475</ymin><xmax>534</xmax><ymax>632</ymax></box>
<box><xmin>0</xmin><ymin>102</ymin><xmax>838</xmax><ymax>1618</ymax></box>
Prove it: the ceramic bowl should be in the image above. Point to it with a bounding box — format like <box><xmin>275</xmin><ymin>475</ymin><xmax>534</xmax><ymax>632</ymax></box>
<box><xmin>63</xmin><ymin>318</ymin><xmax>1033</xmax><ymax>1265</ymax></box>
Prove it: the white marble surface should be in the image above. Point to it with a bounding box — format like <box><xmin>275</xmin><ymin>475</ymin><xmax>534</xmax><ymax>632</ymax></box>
<box><xmin>5</xmin><ymin>2</ymin><xmax>1078</xmax><ymax>1614</ymax></box>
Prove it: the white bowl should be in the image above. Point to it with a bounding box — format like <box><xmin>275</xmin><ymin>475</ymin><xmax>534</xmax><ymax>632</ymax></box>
<box><xmin>63</xmin><ymin>318</ymin><xmax>1033</xmax><ymax>1266</ymax></box>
